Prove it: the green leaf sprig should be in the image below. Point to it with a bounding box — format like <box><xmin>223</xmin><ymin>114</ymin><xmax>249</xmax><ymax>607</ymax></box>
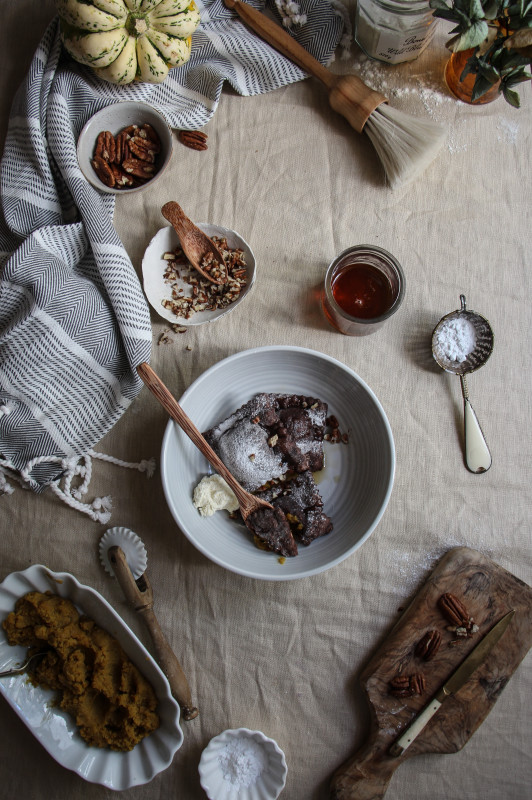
<box><xmin>430</xmin><ymin>0</ymin><xmax>532</xmax><ymax>104</ymax></box>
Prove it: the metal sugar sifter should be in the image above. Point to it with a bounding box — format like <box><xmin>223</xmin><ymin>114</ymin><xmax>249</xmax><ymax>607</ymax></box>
<box><xmin>432</xmin><ymin>295</ymin><xmax>494</xmax><ymax>474</ymax></box>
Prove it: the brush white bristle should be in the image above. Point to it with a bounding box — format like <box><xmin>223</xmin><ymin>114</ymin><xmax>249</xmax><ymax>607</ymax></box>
<box><xmin>364</xmin><ymin>104</ymin><xmax>447</xmax><ymax>189</ymax></box>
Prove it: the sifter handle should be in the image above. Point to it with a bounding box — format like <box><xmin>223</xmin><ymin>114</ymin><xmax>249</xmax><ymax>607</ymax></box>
<box><xmin>460</xmin><ymin>376</ymin><xmax>492</xmax><ymax>473</ymax></box>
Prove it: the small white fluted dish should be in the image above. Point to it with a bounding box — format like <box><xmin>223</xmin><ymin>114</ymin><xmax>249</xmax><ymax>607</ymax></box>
<box><xmin>99</xmin><ymin>526</ymin><xmax>148</xmax><ymax>580</ymax></box>
<box><xmin>161</xmin><ymin>345</ymin><xmax>395</xmax><ymax>581</ymax></box>
<box><xmin>142</xmin><ymin>223</ymin><xmax>256</xmax><ymax>326</ymax></box>
<box><xmin>199</xmin><ymin>728</ymin><xmax>287</xmax><ymax>800</ymax></box>
<box><xmin>0</xmin><ymin>565</ymin><xmax>183</xmax><ymax>790</ymax></box>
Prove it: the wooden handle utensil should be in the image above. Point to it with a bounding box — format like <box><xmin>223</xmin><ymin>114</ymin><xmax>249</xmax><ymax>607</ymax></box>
<box><xmin>137</xmin><ymin>362</ymin><xmax>272</xmax><ymax>520</ymax></box>
<box><xmin>161</xmin><ymin>201</ymin><xmax>227</xmax><ymax>284</ymax></box>
<box><xmin>108</xmin><ymin>545</ymin><xmax>199</xmax><ymax>721</ymax></box>
<box><xmin>223</xmin><ymin>0</ymin><xmax>387</xmax><ymax>132</ymax></box>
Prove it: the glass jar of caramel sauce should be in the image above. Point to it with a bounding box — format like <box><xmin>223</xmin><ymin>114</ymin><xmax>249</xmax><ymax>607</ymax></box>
<box><xmin>322</xmin><ymin>245</ymin><xmax>405</xmax><ymax>335</ymax></box>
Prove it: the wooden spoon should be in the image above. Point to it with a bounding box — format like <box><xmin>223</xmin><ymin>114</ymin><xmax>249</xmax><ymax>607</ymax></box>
<box><xmin>108</xmin><ymin>546</ymin><xmax>199</xmax><ymax>721</ymax></box>
<box><xmin>137</xmin><ymin>362</ymin><xmax>272</xmax><ymax>521</ymax></box>
<box><xmin>161</xmin><ymin>201</ymin><xmax>227</xmax><ymax>284</ymax></box>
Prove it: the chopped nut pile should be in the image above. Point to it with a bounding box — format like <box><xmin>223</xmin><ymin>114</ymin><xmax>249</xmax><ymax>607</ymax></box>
<box><xmin>161</xmin><ymin>237</ymin><xmax>247</xmax><ymax>320</ymax></box>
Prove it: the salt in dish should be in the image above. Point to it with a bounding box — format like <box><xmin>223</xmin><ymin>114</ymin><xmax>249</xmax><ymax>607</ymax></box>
<box><xmin>199</xmin><ymin>728</ymin><xmax>287</xmax><ymax>800</ymax></box>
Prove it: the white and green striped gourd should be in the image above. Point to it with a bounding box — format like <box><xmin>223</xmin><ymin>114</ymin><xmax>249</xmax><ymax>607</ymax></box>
<box><xmin>56</xmin><ymin>0</ymin><xmax>201</xmax><ymax>84</ymax></box>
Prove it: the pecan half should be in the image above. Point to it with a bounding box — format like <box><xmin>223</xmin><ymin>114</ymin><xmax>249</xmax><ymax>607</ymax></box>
<box><xmin>114</xmin><ymin>130</ymin><xmax>130</xmax><ymax>164</ymax></box>
<box><xmin>389</xmin><ymin>672</ymin><xmax>426</xmax><ymax>697</ymax></box>
<box><xmin>438</xmin><ymin>593</ymin><xmax>470</xmax><ymax>627</ymax></box>
<box><xmin>129</xmin><ymin>135</ymin><xmax>157</xmax><ymax>162</ymax></box>
<box><xmin>96</xmin><ymin>131</ymin><xmax>116</xmax><ymax>163</ymax></box>
<box><xmin>122</xmin><ymin>157</ymin><xmax>155</xmax><ymax>178</ymax></box>
<box><xmin>91</xmin><ymin>156</ymin><xmax>115</xmax><ymax>187</ymax></box>
<box><xmin>179</xmin><ymin>130</ymin><xmax>208</xmax><ymax>150</ymax></box>
<box><xmin>140</xmin><ymin>123</ymin><xmax>161</xmax><ymax>149</ymax></box>
<box><xmin>415</xmin><ymin>630</ymin><xmax>442</xmax><ymax>661</ymax></box>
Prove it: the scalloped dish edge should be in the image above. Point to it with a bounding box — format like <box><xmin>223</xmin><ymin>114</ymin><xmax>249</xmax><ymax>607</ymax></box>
<box><xmin>0</xmin><ymin>565</ymin><xmax>183</xmax><ymax>791</ymax></box>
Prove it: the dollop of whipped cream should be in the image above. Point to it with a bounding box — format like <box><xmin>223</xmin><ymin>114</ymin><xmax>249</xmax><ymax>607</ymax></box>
<box><xmin>193</xmin><ymin>474</ymin><xmax>239</xmax><ymax>517</ymax></box>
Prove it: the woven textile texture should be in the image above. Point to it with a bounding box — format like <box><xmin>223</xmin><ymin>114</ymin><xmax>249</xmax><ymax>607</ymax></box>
<box><xmin>0</xmin><ymin>0</ymin><xmax>345</xmax><ymax>491</ymax></box>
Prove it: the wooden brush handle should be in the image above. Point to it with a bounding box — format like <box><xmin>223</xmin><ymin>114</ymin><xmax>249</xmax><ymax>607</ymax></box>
<box><xmin>223</xmin><ymin>0</ymin><xmax>386</xmax><ymax>131</ymax></box>
<box><xmin>109</xmin><ymin>546</ymin><xmax>199</xmax><ymax>721</ymax></box>
<box><xmin>330</xmin><ymin>739</ymin><xmax>400</xmax><ymax>800</ymax></box>
<box><xmin>224</xmin><ymin>0</ymin><xmax>334</xmax><ymax>86</ymax></box>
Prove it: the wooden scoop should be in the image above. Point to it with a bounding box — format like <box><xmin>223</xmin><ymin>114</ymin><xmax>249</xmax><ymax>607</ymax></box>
<box><xmin>161</xmin><ymin>201</ymin><xmax>227</xmax><ymax>284</ymax></box>
<box><xmin>108</xmin><ymin>545</ymin><xmax>199</xmax><ymax>721</ymax></box>
<box><xmin>137</xmin><ymin>362</ymin><xmax>273</xmax><ymax>521</ymax></box>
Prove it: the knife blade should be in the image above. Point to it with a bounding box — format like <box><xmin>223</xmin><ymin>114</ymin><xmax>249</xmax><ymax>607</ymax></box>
<box><xmin>389</xmin><ymin>608</ymin><xmax>515</xmax><ymax>757</ymax></box>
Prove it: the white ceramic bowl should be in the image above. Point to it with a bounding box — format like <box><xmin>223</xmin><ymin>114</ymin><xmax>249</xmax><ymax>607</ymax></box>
<box><xmin>199</xmin><ymin>728</ymin><xmax>287</xmax><ymax>800</ymax></box>
<box><xmin>142</xmin><ymin>223</ymin><xmax>256</xmax><ymax>326</ymax></box>
<box><xmin>77</xmin><ymin>101</ymin><xmax>173</xmax><ymax>194</ymax></box>
<box><xmin>160</xmin><ymin>346</ymin><xmax>395</xmax><ymax>580</ymax></box>
<box><xmin>0</xmin><ymin>565</ymin><xmax>183</xmax><ymax>789</ymax></box>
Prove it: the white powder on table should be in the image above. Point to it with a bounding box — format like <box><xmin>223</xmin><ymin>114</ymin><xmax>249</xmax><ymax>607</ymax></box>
<box><xmin>435</xmin><ymin>316</ymin><xmax>476</xmax><ymax>362</ymax></box>
<box><xmin>218</xmin><ymin>737</ymin><xmax>267</xmax><ymax>788</ymax></box>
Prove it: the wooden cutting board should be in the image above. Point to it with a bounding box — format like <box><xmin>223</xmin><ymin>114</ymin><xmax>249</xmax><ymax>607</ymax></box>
<box><xmin>330</xmin><ymin>547</ymin><xmax>532</xmax><ymax>800</ymax></box>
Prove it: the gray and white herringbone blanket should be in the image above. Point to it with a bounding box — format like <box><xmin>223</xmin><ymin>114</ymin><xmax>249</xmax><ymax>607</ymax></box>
<box><xmin>0</xmin><ymin>0</ymin><xmax>346</xmax><ymax>506</ymax></box>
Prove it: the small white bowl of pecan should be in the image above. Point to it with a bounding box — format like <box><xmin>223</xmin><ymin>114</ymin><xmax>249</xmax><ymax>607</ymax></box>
<box><xmin>77</xmin><ymin>101</ymin><xmax>173</xmax><ymax>194</ymax></box>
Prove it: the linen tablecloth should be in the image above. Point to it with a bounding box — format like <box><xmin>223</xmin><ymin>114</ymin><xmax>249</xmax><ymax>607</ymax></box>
<box><xmin>1</xmin><ymin>2</ymin><xmax>531</xmax><ymax>799</ymax></box>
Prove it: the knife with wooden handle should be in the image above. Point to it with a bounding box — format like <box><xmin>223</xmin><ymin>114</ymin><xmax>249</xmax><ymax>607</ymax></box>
<box><xmin>389</xmin><ymin>609</ymin><xmax>514</xmax><ymax>756</ymax></box>
<box><xmin>330</xmin><ymin>609</ymin><xmax>515</xmax><ymax>799</ymax></box>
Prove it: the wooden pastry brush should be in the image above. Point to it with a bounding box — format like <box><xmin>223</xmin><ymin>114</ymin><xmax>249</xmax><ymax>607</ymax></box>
<box><xmin>224</xmin><ymin>0</ymin><xmax>446</xmax><ymax>187</ymax></box>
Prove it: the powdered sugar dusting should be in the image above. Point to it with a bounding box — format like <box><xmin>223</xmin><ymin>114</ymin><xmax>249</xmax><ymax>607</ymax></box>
<box><xmin>348</xmin><ymin>51</ymin><xmax>513</xmax><ymax>156</ymax></box>
<box><xmin>497</xmin><ymin>117</ymin><xmax>519</xmax><ymax>144</ymax></box>
<box><xmin>216</xmin><ymin>418</ymin><xmax>286</xmax><ymax>491</ymax></box>
<box><xmin>353</xmin><ymin>53</ymin><xmax>453</xmax><ymax>114</ymax></box>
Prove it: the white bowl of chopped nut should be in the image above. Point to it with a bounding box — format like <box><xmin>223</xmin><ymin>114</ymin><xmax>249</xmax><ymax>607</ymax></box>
<box><xmin>77</xmin><ymin>101</ymin><xmax>173</xmax><ymax>194</ymax></box>
<box><xmin>142</xmin><ymin>223</ymin><xmax>256</xmax><ymax>326</ymax></box>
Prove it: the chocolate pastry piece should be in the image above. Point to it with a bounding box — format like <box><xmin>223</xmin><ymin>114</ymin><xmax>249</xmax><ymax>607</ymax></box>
<box><xmin>245</xmin><ymin>506</ymin><xmax>298</xmax><ymax>557</ymax></box>
<box><xmin>272</xmin><ymin>395</ymin><xmax>327</xmax><ymax>473</ymax></box>
<box><xmin>203</xmin><ymin>394</ymin><xmax>286</xmax><ymax>492</ymax></box>
<box><xmin>203</xmin><ymin>393</ymin><xmax>328</xmax><ymax>491</ymax></box>
<box><xmin>259</xmin><ymin>470</ymin><xmax>332</xmax><ymax>546</ymax></box>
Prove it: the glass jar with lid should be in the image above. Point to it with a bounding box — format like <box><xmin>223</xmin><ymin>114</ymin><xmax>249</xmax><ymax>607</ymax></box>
<box><xmin>355</xmin><ymin>0</ymin><xmax>438</xmax><ymax>65</ymax></box>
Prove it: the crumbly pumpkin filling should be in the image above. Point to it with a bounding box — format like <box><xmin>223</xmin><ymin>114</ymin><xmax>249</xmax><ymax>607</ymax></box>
<box><xmin>3</xmin><ymin>591</ymin><xmax>159</xmax><ymax>751</ymax></box>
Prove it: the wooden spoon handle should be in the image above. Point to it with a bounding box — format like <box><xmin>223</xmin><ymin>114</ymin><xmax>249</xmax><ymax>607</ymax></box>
<box><xmin>224</xmin><ymin>0</ymin><xmax>335</xmax><ymax>87</ymax></box>
<box><xmin>330</xmin><ymin>740</ymin><xmax>400</xmax><ymax>800</ymax></box>
<box><xmin>137</xmin><ymin>362</ymin><xmax>250</xmax><ymax>507</ymax></box>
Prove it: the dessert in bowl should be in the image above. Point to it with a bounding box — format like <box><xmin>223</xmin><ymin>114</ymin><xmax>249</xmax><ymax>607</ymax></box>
<box><xmin>160</xmin><ymin>346</ymin><xmax>395</xmax><ymax>581</ymax></box>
